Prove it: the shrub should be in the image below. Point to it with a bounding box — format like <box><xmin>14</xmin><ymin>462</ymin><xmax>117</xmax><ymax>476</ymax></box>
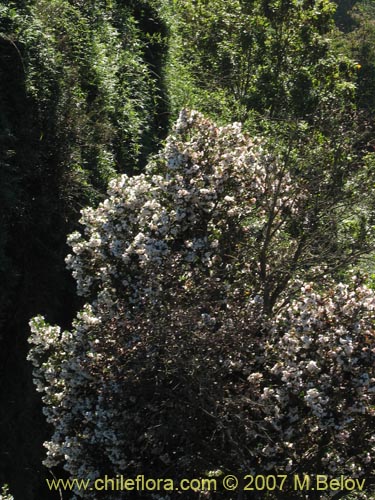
<box><xmin>28</xmin><ymin>111</ymin><xmax>375</xmax><ymax>499</ymax></box>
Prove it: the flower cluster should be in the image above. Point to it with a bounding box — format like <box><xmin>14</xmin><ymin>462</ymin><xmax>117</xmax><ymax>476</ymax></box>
<box><xmin>0</xmin><ymin>486</ymin><xmax>14</xmax><ymax>500</ymax></box>
<box><xmin>64</xmin><ymin>109</ymin><xmax>311</xmax><ymax>313</ymax></box>
<box><xmin>28</xmin><ymin>111</ymin><xmax>375</xmax><ymax>499</ymax></box>
<box><xmin>248</xmin><ymin>281</ymin><xmax>375</xmax><ymax>476</ymax></box>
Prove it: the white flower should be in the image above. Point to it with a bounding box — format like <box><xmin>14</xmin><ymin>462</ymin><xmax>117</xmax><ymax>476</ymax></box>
<box><xmin>306</xmin><ymin>360</ymin><xmax>320</xmax><ymax>373</ymax></box>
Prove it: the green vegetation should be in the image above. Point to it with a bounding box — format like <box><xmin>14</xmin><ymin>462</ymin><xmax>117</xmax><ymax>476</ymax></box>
<box><xmin>0</xmin><ymin>1</ymin><xmax>167</xmax><ymax>498</ymax></box>
<box><xmin>336</xmin><ymin>0</ymin><xmax>375</xmax><ymax>115</ymax></box>
<box><xmin>162</xmin><ymin>0</ymin><xmax>355</xmax><ymax>126</ymax></box>
<box><xmin>1</xmin><ymin>0</ymin><xmax>375</xmax><ymax>498</ymax></box>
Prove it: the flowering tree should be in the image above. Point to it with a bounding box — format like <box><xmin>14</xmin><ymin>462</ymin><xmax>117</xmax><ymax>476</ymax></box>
<box><xmin>28</xmin><ymin>111</ymin><xmax>375</xmax><ymax>498</ymax></box>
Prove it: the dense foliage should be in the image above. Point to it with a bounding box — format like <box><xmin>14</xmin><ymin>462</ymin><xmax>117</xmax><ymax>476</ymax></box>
<box><xmin>162</xmin><ymin>0</ymin><xmax>356</xmax><ymax>126</ymax></box>
<box><xmin>0</xmin><ymin>0</ymin><xmax>167</xmax><ymax>498</ymax></box>
<box><xmin>29</xmin><ymin>111</ymin><xmax>375</xmax><ymax>499</ymax></box>
<box><xmin>337</xmin><ymin>0</ymin><xmax>375</xmax><ymax>114</ymax></box>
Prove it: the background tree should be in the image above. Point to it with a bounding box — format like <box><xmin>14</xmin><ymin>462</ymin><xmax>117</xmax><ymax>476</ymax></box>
<box><xmin>161</xmin><ymin>0</ymin><xmax>355</xmax><ymax>126</ymax></box>
<box><xmin>335</xmin><ymin>1</ymin><xmax>375</xmax><ymax>117</ymax></box>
